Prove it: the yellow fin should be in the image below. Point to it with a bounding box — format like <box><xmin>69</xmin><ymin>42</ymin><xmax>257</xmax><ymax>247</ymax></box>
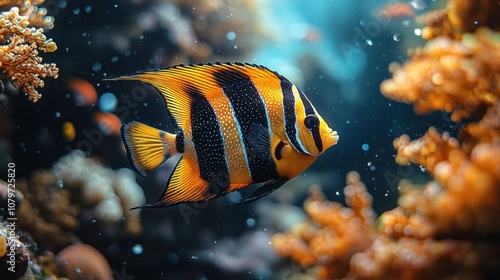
<box><xmin>122</xmin><ymin>121</ymin><xmax>176</xmax><ymax>176</ymax></box>
<box><xmin>153</xmin><ymin>156</ymin><xmax>216</xmax><ymax>206</ymax></box>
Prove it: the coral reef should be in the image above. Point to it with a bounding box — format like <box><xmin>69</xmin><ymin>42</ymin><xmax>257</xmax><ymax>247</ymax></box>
<box><xmin>0</xmin><ymin>4</ymin><xmax>58</xmax><ymax>102</ymax></box>
<box><xmin>0</xmin><ymin>0</ymin><xmax>55</xmax><ymax>29</ymax></box>
<box><xmin>53</xmin><ymin>150</ymin><xmax>145</xmax><ymax>236</ymax></box>
<box><xmin>419</xmin><ymin>0</ymin><xmax>500</xmax><ymax>40</ymax></box>
<box><xmin>272</xmin><ymin>0</ymin><xmax>500</xmax><ymax>279</ymax></box>
<box><xmin>381</xmin><ymin>28</ymin><xmax>499</xmax><ymax>122</ymax></box>
<box><xmin>15</xmin><ymin>170</ymin><xmax>80</xmax><ymax>249</ymax></box>
<box><xmin>55</xmin><ymin>243</ymin><xmax>113</xmax><ymax>280</ymax></box>
<box><xmin>272</xmin><ymin>172</ymin><xmax>376</xmax><ymax>278</ymax></box>
<box><xmin>13</xmin><ymin>150</ymin><xmax>145</xmax><ymax>249</ymax></box>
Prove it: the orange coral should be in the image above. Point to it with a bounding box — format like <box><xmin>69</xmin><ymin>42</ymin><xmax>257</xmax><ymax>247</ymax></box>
<box><xmin>420</xmin><ymin>0</ymin><xmax>500</xmax><ymax>40</ymax></box>
<box><xmin>381</xmin><ymin>28</ymin><xmax>499</xmax><ymax>122</ymax></box>
<box><xmin>273</xmin><ymin>0</ymin><xmax>500</xmax><ymax>279</ymax></box>
<box><xmin>272</xmin><ymin>172</ymin><xmax>376</xmax><ymax>279</ymax></box>
<box><xmin>0</xmin><ymin>0</ymin><xmax>55</xmax><ymax>28</ymax></box>
<box><xmin>0</xmin><ymin>6</ymin><xmax>58</xmax><ymax>102</ymax></box>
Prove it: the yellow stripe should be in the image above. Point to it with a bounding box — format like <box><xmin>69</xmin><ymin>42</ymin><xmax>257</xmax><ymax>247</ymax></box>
<box><xmin>197</xmin><ymin>84</ymin><xmax>253</xmax><ymax>185</ymax></box>
<box><xmin>243</xmin><ymin>70</ymin><xmax>287</xmax><ymax>144</ymax></box>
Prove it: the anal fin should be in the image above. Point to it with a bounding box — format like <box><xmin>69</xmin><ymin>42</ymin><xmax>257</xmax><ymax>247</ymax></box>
<box><xmin>122</xmin><ymin>121</ymin><xmax>177</xmax><ymax>176</ymax></box>
<box><xmin>228</xmin><ymin>179</ymin><xmax>288</xmax><ymax>206</ymax></box>
<box><xmin>143</xmin><ymin>155</ymin><xmax>217</xmax><ymax>207</ymax></box>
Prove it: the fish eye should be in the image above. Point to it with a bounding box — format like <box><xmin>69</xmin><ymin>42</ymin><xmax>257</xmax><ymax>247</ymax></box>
<box><xmin>304</xmin><ymin>114</ymin><xmax>319</xmax><ymax>130</ymax></box>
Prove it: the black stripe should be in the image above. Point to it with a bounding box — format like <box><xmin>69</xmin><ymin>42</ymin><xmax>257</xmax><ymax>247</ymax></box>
<box><xmin>187</xmin><ymin>85</ymin><xmax>230</xmax><ymax>194</ymax></box>
<box><xmin>213</xmin><ymin>68</ymin><xmax>280</xmax><ymax>182</ymax></box>
<box><xmin>297</xmin><ymin>89</ymin><xmax>323</xmax><ymax>153</ymax></box>
<box><xmin>280</xmin><ymin>77</ymin><xmax>308</xmax><ymax>155</ymax></box>
<box><xmin>175</xmin><ymin>128</ymin><xmax>184</xmax><ymax>153</ymax></box>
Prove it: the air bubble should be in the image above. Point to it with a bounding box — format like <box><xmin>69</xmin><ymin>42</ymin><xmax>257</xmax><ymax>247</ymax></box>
<box><xmin>132</xmin><ymin>244</ymin><xmax>143</xmax><ymax>255</ymax></box>
<box><xmin>226</xmin><ymin>31</ymin><xmax>236</xmax><ymax>40</ymax></box>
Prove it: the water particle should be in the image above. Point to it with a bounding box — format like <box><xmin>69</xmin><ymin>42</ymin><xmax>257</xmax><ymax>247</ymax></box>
<box><xmin>414</xmin><ymin>28</ymin><xmax>422</xmax><ymax>36</ymax></box>
<box><xmin>132</xmin><ymin>244</ymin><xmax>143</xmax><ymax>255</ymax></box>
<box><xmin>167</xmin><ymin>253</ymin><xmax>179</xmax><ymax>264</ymax></box>
<box><xmin>366</xmin><ymin>39</ymin><xmax>373</xmax><ymax>46</ymax></box>
<box><xmin>92</xmin><ymin>62</ymin><xmax>102</xmax><ymax>72</ymax></box>
<box><xmin>226</xmin><ymin>31</ymin><xmax>236</xmax><ymax>40</ymax></box>
<box><xmin>84</xmin><ymin>5</ymin><xmax>91</xmax><ymax>13</ymax></box>
<box><xmin>75</xmin><ymin>267</ymin><xmax>82</xmax><ymax>274</ymax></box>
<box><xmin>419</xmin><ymin>165</ymin><xmax>427</xmax><ymax>172</ymax></box>
<box><xmin>393</xmin><ymin>33</ymin><xmax>401</xmax><ymax>41</ymax></box>
<box><xmin>246</xmin><ymin>218</ymin><xmax>256</xmax><ymax>227</ymax></box>
<box><xmin>72</xmin><ymin>8</ymin><xmax>80</xmax><ymax>15</ymax></box>
<box><xmin>191</xmin><ymin>255</ymin><xmax>198</xmax><ymax>260</ymax></box>
<box><xmin>55</xmin><ymin>112</ymin><xmax>61</xmax><ymax>118</ymax></box>
<box><xmin>335</xmin><ymin>191</ymin><xmax>340</xmax><ymax>196</ymax></box>
<box><xmin>99</xmin><ymin>92</ymin><xmax>117</xmax><ymax>112</ymax></box>
<box><xmin>370</xmin><ymin>166</ymin><xmax>376</xmax><ymax>171</ymax></box>
<box><xmin>56</xmin><ymin>179</ymin><xmax>63</xmax><ymax>189</ymax></box>
<box><xmin>362</xmin><ymin>143</ymin><xmax>369</xmax><ymax>151</ymax></box>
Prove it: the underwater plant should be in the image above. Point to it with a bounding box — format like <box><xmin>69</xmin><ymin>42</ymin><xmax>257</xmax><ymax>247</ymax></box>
<box><xmin>271</xmin><ymin>0</ymin><xmax>500</xmax><ymax>279</ymax></box>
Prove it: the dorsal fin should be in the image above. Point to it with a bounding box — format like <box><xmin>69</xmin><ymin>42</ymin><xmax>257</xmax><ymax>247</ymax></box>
<box><xmin>105</xmin><ymin>63</ymin><xmax>283</xmax><ymax>129</ymax></box>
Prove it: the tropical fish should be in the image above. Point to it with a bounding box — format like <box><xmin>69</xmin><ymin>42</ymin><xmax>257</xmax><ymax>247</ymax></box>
<box><xmin>107</xmin><ymin>62</ymin><xmax>339</xmax><ymax>207</ymax></box>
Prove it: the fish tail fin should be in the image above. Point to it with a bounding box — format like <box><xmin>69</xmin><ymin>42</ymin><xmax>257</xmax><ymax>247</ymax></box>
<box><xmin>122</xmin><ymin>121</ymin><xmax>177</xmax><ymax>176</ymax></box>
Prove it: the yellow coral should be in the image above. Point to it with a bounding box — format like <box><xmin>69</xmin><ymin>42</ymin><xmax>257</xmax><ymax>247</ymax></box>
<box><xmin>0</xmin><ymin>7</ymin><xmax>58</xmax><ymax>102</ymax></box>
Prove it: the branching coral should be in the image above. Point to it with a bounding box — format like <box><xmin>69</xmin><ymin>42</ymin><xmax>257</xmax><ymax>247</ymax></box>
<box><xmin>419</xmin><ymin>0</ymin><xmax>500</xmax><ymax>40</ymax></box>
<box><xmin>273</xmin><ymin>0</ymin><xmax>500</xmax><ymax>279</ymax></box>
<box><xmin>272</xmin><ymin>172</ymin><xmax>376</xmax><ymax>279</ymax></box>
<box><xmin>0</xmin><ymin>5</ymin><xmax>58</xmax><ymax>102</ymax></box>
<box><xmin>0</xmin><ymin>0</ymin><xmax>55</xmax><ymax>29</ymax></box>
<box><xmin>381</xmin><ymin>28</ymin><xmax>499</xmax><ymax>122</ymax></box>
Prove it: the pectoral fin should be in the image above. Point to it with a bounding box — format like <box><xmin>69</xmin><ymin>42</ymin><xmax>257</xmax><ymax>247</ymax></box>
<box><xmin>247</xmin><ymin>122</ymin><xmax>283</xmax><ymax>162</ymax></box>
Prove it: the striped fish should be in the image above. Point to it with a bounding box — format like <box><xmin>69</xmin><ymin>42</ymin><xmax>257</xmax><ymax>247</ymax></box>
<box><xmin>108</xmin><ymin>62</ymin><xmax>339</xmax><ymax>207</ymax></box>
